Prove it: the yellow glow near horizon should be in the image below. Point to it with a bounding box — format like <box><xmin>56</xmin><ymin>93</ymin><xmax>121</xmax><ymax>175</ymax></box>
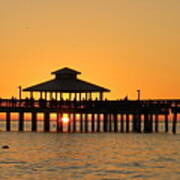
<box><xmin>0</xmin><ymin>0</ymin><xmax>180</xmax><ymax>99</ymax></box>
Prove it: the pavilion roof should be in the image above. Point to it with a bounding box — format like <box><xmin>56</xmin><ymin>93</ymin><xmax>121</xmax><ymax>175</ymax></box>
<box><xmin>23</xmin><ymin>78</ymin><xmax>110</xmax><ymax>92</ymax></box>
<box><xmin>23</xmin><ymin>67</ymin><xmax>110</xmax><ymax>93</ymax></box>
<box><xmin>51</xmin><ymin>67</ymin><xmax>81</xmax><ymax>75</ymax></box>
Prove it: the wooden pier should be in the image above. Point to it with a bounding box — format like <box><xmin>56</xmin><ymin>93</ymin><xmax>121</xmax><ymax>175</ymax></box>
<box><xmin>0</xmin><ymin>67</ymin><xmax>179</xmax><ymax>134</ymax></box>
<box><xmin>0</xmin><ymin>99</ymin><xmax>179</xmax><ymax>134</ymax></box>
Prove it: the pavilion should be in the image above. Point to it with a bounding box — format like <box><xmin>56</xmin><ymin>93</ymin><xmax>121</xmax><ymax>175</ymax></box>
<box><xmin>23</xmin><ymin>67</ymin><xmax>110</xmax><ymax>101</ymax></box>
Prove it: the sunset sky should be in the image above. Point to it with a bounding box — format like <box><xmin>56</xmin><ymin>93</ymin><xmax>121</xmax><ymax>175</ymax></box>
<box><xmin>1</xmin><ymin>0</ymin><xmax>180</xmax><ymax>99</ymax></box>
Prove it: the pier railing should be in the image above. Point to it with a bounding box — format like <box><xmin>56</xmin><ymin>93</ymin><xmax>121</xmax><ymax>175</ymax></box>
<box><xmin>0</xmin><ymin>98</ymin><xmax>179</xmax><ymax>110</ymax></box>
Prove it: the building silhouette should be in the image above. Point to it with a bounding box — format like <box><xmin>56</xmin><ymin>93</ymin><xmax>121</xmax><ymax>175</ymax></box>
<box><xmin>23</xmin><ymin>67</ymin><xmax>110</xmax><ymax>101</ymax></box>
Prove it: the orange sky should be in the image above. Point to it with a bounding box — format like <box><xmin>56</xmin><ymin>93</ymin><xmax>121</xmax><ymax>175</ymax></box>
<box><xmin>1</xmin><ymin>0</ymin><xmax>180</xmax><ymax>99</ymax></box>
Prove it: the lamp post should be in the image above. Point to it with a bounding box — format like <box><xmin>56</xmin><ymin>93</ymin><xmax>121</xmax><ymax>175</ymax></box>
<box><xmin>18</xmin><ymin>86</ymin><xmax>22</xmax><ymax>100</ymax></box>
<box><xmin>137</xmin><ymin>89</ymin><xmax>141</xmax><ymax>101</ymax></box>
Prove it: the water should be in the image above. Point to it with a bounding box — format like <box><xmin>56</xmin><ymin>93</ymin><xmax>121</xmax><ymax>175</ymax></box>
<box><xmin>0</xmin><ymin>133</ymin><xmax>180</xmax><ymax>180</ymax></box>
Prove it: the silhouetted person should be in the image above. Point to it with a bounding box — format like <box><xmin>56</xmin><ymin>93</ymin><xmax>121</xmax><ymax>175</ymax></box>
<box><xmin>25</xmin><ymin>97</ymin><xmax>29</xmax><ymax>107</ymax></box>
<box><xmin>124</xmin><ymin>96</ymin><xmax>128</xmax><ymax>101</ymax></box>
<box><xmin>30</xmin><ymin>97</ymin><xmax>35</xmax><ymax>107</ymax></box>
<box><xmin>39</xmin><ymin>98</ymin><xmax>46</xmax><ymax>108</ymax></box>
<box><xmin>11</xmin><ymin>96</ymin><xmax>17</xmax><ymax>107</ymax></box>
<box><xmin>53</xmin><ymin>99</ymin><xmax>58</xmax><ymax>108</ymax></box>
<box><xmin>50</xmin><ymin>98</ymin><xmax>57</xmax><ymax>108</ymax></box>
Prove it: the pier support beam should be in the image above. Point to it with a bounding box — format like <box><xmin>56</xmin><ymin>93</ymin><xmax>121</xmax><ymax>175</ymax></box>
<box><xmin>97</xmin><ymin>114</ymin><xmax>100</xmax><ymax>132</ymax></box>
<box><xmin>44</xmin><ymin>112</ymin><xmax>50</xmax><ymax>132</ymax></box>
<box><xmin>91</xmin><ymin>113</ymin><xmax>95</xmax><ymax>132</ymax></box>
<box><xmin>144</xmin><ymin>113</ymin><xmax>150</xmax><ymax>133</ymax></box>
<box><xmin>155</xmin><ymin>114</ymin><xmax>159</xmax><ymax>132</ymax></box>
<box><xmin>6</xmin><ymin>112</ymin><xmax>11</xmax><ymax>131</ymax></box>
<box><xmin>32</xmin><ymin>112</ymin><xmax>37</xmax><ymax>132</ymax></box>
<box><xmin>109</xmin><ymin>114</ymin><xmax>112</xmax><ymax>132</ymax></box>
<box><xmin>149</xmin><ymin>114</ymin><xmax>153</xmax><ymax>133</ymax></box>
<box><xmin>137</xmin><ymin>114</ymin><xmax>142</xmax><ymax>133</ymax></box>
<box><xmin>103</xmin><ymin>113</ymin><xmax>108</xmax><ymax>132</ymax></box>
<box><xmin>132</xmin><ymin>114</ymin><xmax>137</xmax><ymax>132</ymax></box>
<box><xmin>133</xmin><ymin>113</ymin><xmax>141</xmax><ymax>133</ymax></box>
<box><xmin>113</xmin><ymin>113</ymin><xmax>118</xmax><ymax>132</ymax></box>
<box><xmin>67</xmin><ymin>113</ymin><xmax>71</xmax><ymax>133</ymax></box>
<box><xmin>126</xmin><ymin>114</ymin><xmax>129</xmax><ymax>133</ymax></box>
<box><xmin>85</xmin><ymin>113</ymin><xmax>88</xmax><ymax>133</ymax></box>
<box><xmin>80</xmin><ymin>113</ymin><xmax>83</xmax><ymax>133</ymax></box>
<box><xmin>72</xmin><ymin>113</ymin><xmax>76</xmax><ymax>133</ymax></box>
<box><xmin>19</xmin><ymin>112</ymin><xmax>24</xmax><ymax>131</ymax></box>
<box><xmin>172</xmin><ymin>113</ymin><xmax>177</xmax><ymax>134</ymax></box>
<box><xmin>120</xmin><ymin>114</ymin><xmax>124</xmax><ymax>133</ymax></box>
<box><xmin>57</xmin><ymin>113</ymin><xmax>63</xmax><ymax>132</ymax></box>
<box><xmin>165</xmin><ymin>114</ymin><xmax>169</xmax><ymax>133</ymax></box>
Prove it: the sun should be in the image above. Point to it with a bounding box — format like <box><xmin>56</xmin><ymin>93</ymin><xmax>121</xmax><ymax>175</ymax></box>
<box><xmin>62</xmin><ymin>114</ymin><xmax>69</xmax><ymax>123</ymax></box>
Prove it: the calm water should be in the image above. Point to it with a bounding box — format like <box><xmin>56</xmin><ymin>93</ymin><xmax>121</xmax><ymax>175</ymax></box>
<box><xmin>0</xmin><ymin>133</ymin><xmax>180</xmax><ymax>180</ymax></box>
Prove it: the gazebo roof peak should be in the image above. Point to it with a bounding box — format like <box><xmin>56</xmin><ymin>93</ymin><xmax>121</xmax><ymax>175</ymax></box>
<box><xmin>51</xmin><ymin>67</ymin><xmax>81</xmax><ymax>75</ymax></box>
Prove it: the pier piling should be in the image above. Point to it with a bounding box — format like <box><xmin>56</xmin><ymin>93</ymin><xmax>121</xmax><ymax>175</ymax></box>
<box><xmin>85</xmin><ymin>113</ymin><xmax>88</xmax><ymax>133</ymax></box>
<box><xmin>103</xmin><ymin>113</ymin><xmax>108</xmax><ymax>132</ymax></box>
<box><xmin>44</xmin><ymin>112</ymin><xmax>50</xmax><ymax>132</ymax></box>
<box><xmin>68</xmin><ymin>113</ymin><xmax>71</xmax><ymax>133</ymax></box>
<box><xmin>165</xmin><ymin>114</ymin><xmax>169</xmax><ymax>133</ymax></box>
<box><xmin>155</xmin><ymin>114</ymin><xmax>159</xmax><ymax>132</ymax></box>
<box><xmin>126</xmin><ymin>114</ymin><xmax>129</xmax><ymax>133</ymax></box>
<box><xmin>72</xmin><ymin>113</ymin><xmax>76</xmax><ymax>133</ymax></box>
<box><xmin>172</xmin><ymin>113</ymin><xmax>177</xmax><ymax>134</ymax></box>
<box><xmin>144</xmin><ymin>113</ymin><xmax>149</xmax><ymax>133</ymax></box>
<box><xmin>92</xmin><ymin>113</ymin><xmax>95</xmax><ymax>132</ymax></box>
<box><xmin>6</xmin><ymin>112</ymin><xmax>11</xmax><ymax>131</ymax></box>
<box><xmin>120</xmin><ymin>114</ymin><xmax>124</xmax><ymax>133</ymax></box>
<box><xmin>113</xmin><ymin>113</ymin><xmax>118</xmax><ymax>132</ymax></box>
<box><xmin>80</xmin><ymin>113</ymin><xmax>83</xmax><ymax>133</ymax></box>
<box><xmin>32</xmin><ymin>112</ymin><xmax>37</xmax><ymax>132</ymax></box>
<box><xmin>97</xmin><ymin>114</ymin><xmax>101</xmax><ymax>133</ymax></box>
<box><xmin>19</xmin><ymin>112</ymin><xmax>24</xmax><ymax>131</ymax></box>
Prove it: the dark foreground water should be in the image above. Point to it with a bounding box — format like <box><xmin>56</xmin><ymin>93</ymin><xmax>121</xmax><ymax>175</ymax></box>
<box><xmin>0</xmin><ymin>133</ymin><xmax>180</xmax><ymax>180</ymax></box>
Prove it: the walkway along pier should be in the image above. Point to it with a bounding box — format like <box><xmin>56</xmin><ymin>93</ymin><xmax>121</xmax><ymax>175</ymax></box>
<box><xmin>0</xmin><ymin>67</ymin><xmax>179</xmax><ymax>133</ymax></box>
